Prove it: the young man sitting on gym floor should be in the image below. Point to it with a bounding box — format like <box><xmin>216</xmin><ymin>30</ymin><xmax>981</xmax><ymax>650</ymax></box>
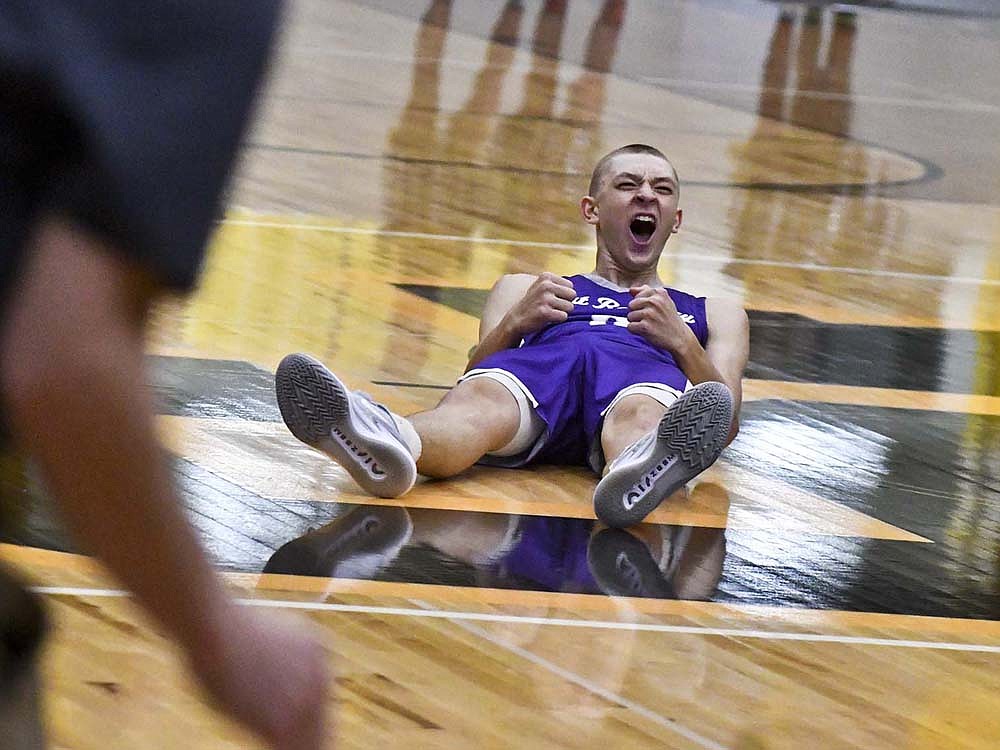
<box><xmin>275</xmin><ymin>143</ymin><xmax>749</xmax><ymax>527</ymax></box>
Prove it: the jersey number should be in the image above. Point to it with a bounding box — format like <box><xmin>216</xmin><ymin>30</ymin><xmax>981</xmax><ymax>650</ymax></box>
<box><xmin>589</xmin><ymin>314</ymin><xmax>629</xmax><ymax>328</ymax></box>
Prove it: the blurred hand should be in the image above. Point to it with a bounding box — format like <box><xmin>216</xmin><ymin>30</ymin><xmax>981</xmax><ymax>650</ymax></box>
<box><xmin>503</xmin><ymin>272</ymin><xmax>576</xmax><ymax>337</ymax></box>
<box><xmin>191</xmin><ymin>606</ymin><xmax>332</xmax><ymax>750</ymax></box>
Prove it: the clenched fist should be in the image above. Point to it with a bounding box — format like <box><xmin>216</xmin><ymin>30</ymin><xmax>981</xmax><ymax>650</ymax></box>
<box><xmin>626</xmin><ymin>285</ymin><xmax>698</xmax><ymax>354</ymax></box>
<box><xmin>503</xmin><ymin>272</ymin><xmax>576</xmax><ymax>338</ymax></box>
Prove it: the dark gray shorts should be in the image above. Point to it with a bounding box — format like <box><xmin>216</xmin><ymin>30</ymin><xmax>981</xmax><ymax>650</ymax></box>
<box><xmin>0</xmin><ymin>0</ymin><xmax>282</xmax><ymax>308</ymax></box>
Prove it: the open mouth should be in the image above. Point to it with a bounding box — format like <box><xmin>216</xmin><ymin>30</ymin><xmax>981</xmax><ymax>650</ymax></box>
<box><xmin>629</xmin><ymin>214</ymin><xmax>657</xmax><ymax>244</ymax></box>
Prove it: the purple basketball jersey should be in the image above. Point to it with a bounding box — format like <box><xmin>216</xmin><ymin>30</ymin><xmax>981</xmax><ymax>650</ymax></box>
<box><xmin>472</xmin><ymin>273</ymin><xmax>709</xmax><ymax>470</ymax></box>
<box><xmin>523</xmin><ymin>274</ymin><xmax>708</xmax><ymax>352</ymax></box>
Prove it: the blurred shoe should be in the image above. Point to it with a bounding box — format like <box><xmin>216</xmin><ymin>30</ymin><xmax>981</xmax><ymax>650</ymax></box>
<box><xmin>264</xmin><ymin>505</ymin><xmax>413</xmax><ymax>579</ymax></box>
<box><xmin>593</xmin><ymin>381</ymin><xmax>732</xmax><ymax>527</ymax></box>
<box><xmin>275</xmin><ymin>353</ymin><xmax>418</xmax><ymax>498</ymax></box>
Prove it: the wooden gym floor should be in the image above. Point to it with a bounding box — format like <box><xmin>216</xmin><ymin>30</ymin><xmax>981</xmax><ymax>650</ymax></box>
<box><xmin>2</xmin><ymin>0</ymin><xmax>1000</xmax><ymax>747</ymax></box>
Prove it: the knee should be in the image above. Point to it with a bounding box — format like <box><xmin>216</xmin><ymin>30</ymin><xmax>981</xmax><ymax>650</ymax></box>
<box><xmin>602</xmin><ymin>394</ymin><xmax>666</xmax><ymax>437</ymax></box>
<box><xmin>441</xmin><ymin>377</ymin><xmax>520</xmax><ymax>430</ymax></box>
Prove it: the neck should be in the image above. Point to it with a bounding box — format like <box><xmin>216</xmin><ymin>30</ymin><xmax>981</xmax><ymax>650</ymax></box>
<box><xmin>593</xmin><ymin>256</ymin><xmax>663</xmax><ymax>289</ymax></box>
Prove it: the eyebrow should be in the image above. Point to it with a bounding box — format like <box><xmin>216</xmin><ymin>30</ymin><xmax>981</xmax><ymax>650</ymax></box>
<box><xmin>613</xmin><ymin>172</ymin><xmax>677</xmax><ymax>186</ymax></box>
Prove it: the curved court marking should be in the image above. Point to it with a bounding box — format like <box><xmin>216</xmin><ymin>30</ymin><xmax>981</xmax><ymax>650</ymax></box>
<box><xmin>642</xmin><ymin>76</ymin><xmax>1000</xmax><ymax>114</ymax></box>
<box><xmin>221</xmin><ymin>219</ymin><xmax>1000</xmax><ymax>286</ymax></box>
<box><xmin>247</xmin><ymin>143</ymin><xmax>934</xmax><ymax>194</ymax></box>
<box><xmin>31</xmin><ymin>586</ymin><xmax>1000</xmax><ymax>654</ymax></box>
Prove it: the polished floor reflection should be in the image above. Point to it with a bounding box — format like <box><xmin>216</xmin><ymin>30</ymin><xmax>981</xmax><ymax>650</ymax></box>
<box><xmin>3</xmin><ymin>0</ymin><xmax>1000</xmax><ymax>748</ymax></box>
<box><xmin>263</xmin><ymin>504</ymin><xmax>727</xmax><ymax>601</ymax></box>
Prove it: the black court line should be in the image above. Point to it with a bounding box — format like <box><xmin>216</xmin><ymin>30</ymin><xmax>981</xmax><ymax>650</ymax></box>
<box><xmin>797</xmin><ymin>0</ymin><xmax>1000</xmax><ymax>19</ymax></box>
<box><xmin>2</xmin><ymin>354</ymin><xmax>998</xmax><ymax>620</ymax></box>
<box><xmin>151</xmin><ymin>355</ymin><xmax>282</xmax><ymax>422</ymax></box>
<box><xmin>395</xmin><ymin>284</ymin><xmax>1000</xmax><ymax>397</ymax></box>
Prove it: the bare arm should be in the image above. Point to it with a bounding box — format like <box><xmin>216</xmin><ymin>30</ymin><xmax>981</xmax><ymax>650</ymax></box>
<box><xmin>627</xmin><ymin>288</ymin><xmax>748</xmax><ymax>443</ymax></box>
<box><xmin>701</xmin><ymin>297</ymin><xmax>749</xmax><ymax>442</ymax></box>
<box><xmin>465</xmin><ymin>272</ymin><xmax>575</xmax><ymax>371</ymax></box>
<box><xmin>0</xmin><ymin>218</ymin><xmax>328</xmax><ymax>749</ymax></box>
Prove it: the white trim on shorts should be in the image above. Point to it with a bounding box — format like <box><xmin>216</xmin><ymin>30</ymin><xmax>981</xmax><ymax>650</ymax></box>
<box><xmin>458</xmin><ymin>368</ymin><xmax>540</xmax><ymax>407</ymax></box>
<box><xmin>600</xmin><ymin>381</ymin><xmax>689</xmax><ymax>418</ymax></box>
<box><xmin>457</xmin><ymin>367</ymin><xmax>545</xmax><ymax>457</ymax></box>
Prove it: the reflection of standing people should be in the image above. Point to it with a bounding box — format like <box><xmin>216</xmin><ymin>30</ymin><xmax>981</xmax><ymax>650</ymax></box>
<box><xmin>564</xmin><ymin>0</ymin><xmax>629</xmax><ymax>171</ymax></box>
<box><xmin>380</xmin><ymin>1</ymin><xmax>629</xmax><ymax>376</ymax></box>
<box><xmin>492</xmin><ymin>0</ymin><xmax>629</xmax><ymax>259</ymax></box>
<box><xmin>379</xmin><ymin>0</ymin><xmax>526</xmax><ymax>378</ymax></box>
<box><xmin>728</xmin><ymin>6</ymin><xmax>868</xmax><ymax>284</ymax></box>
<box><xmin>384</xmin><ymin>0</ymin><xmax>630</xmax><ymax>243</ymax></box>
<box><xmin>0</xmin><ymin>3</ymin><xmax>330</xmax><ymax>747</ymax></box>
<box><xmin>756</xmin><ymin>6</ymin><xmax>856</xmax><ymax>134</ymax></box>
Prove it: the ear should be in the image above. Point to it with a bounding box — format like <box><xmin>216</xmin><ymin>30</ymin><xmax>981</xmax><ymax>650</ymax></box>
<box><xmin>581</xmin><ymin>196</ymin><xmax>599</xmax><ymax>225</ymax></box>
<box><xmin>671</xmin><ymin>208</ymin><xmax>683</xmax><ymax>233</ymax></box>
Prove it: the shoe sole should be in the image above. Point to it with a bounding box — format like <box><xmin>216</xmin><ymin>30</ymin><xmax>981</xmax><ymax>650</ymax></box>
<box><xmin>593</xmin><ymin>381</ymin><xmax>733</xmax><ymax>528</ymax></box>
<box><xmin>275</xmin><ymin>353</ymin><xmax>416</xmax><ymax>498</ymax></box>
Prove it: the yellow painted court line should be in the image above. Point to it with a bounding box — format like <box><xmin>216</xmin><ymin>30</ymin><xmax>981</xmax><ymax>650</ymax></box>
<box><xmin>10</xmin><ymin>545</ymin><xmax>997</xmax><ymax>641</ymax></box>
<box><xmin>311</xmin><ymin>490</ymin><xmax>731</xmax><ymax>527</ymax></box>
<box><xmin>153</xmin><ymin>413</ymin><xmax>928</xmax><ymax>541</ymax></box>
<box><xmin>745</xmin><ymin>380</ymin><xmax>1000</xmax><ymax>415</ymax></box>
<box><xmin>154</xmin><ymin>412</ymin><xmax>931</xmax><ymax>542</ymax></box>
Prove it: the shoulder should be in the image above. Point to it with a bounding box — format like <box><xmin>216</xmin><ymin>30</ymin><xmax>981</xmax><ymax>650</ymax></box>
<box><xmin>491</xmin><ymin>271</ymin><xmax>573</xmax><ymax>295</ymax></box>
<box><xmin>705</xmin><ymin>297</ymin><xmax>749</xmax><ymax>333</ymax></box>
<box><xmin>486</xmin><ymin>273</ymin><xmax>536</xmax><ymax>302</ymax></box>
<box><xmin>664</xmin><ymin>285</ymin><xmax>703</xmax><ymax>304</ymax></box>
<box><xmin>491</xmin><ymin>273</ymin><xmax>538</xmax><ymax>292</ymax></box>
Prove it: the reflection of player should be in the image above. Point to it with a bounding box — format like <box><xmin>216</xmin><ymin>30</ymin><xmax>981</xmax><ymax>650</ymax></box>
<box><xmin>0</xmin><ymin>3</ymin><xmax>329</xmax><ymax>747</ymax></box>
<box><xmin>263</xmin><ymin>492</ymin><xmax>727</xmax><ymax>602</ymax></box>
<box><xmin>277</xmin><ymin>145</ymin><xmax>748</xmax><ymax>528</ymax></box>
<box><xmin>588</xmin><ymin>524</ymin><xmax>726</xmax><ymax>600</ymax></box>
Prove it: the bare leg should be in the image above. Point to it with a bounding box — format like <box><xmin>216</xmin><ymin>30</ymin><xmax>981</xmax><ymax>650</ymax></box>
<box><xmin>593</xmin><ymin>383</ymin><xmax>733</xmax><ymax>527</ymax></box>
<box><xmin>598</xmin><ymin>394</ymin><xmax>668</xmax><ymax>471</ymax></box>
<box><xmin>409</xmin><ymin>377</ymin><xmax>521</xmax><ymax>477</ymax></box>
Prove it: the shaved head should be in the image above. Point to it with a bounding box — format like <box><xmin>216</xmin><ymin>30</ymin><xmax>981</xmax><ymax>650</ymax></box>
<box><xmin>588</xmin><ymin>144</ymin><xmax>678</xmax><ymax>197</ymax></box>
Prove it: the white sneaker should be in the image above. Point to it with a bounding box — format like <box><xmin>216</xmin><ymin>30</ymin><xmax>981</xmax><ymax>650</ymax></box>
<box><xmin>593</xmin><ymin>381</ymin><xmax>733</xmax><ymax>528</ymax></box>
<box><xmin>275</xmin><ymin>353</ymin><xmax>417</xmax><ymax>498</ymax></box>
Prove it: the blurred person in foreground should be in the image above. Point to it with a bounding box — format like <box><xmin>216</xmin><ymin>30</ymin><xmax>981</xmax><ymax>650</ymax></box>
<box><xmin>0</xmin><ymin>2</ymin><xmax>330</xmax><ymax>747</ymax></box>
